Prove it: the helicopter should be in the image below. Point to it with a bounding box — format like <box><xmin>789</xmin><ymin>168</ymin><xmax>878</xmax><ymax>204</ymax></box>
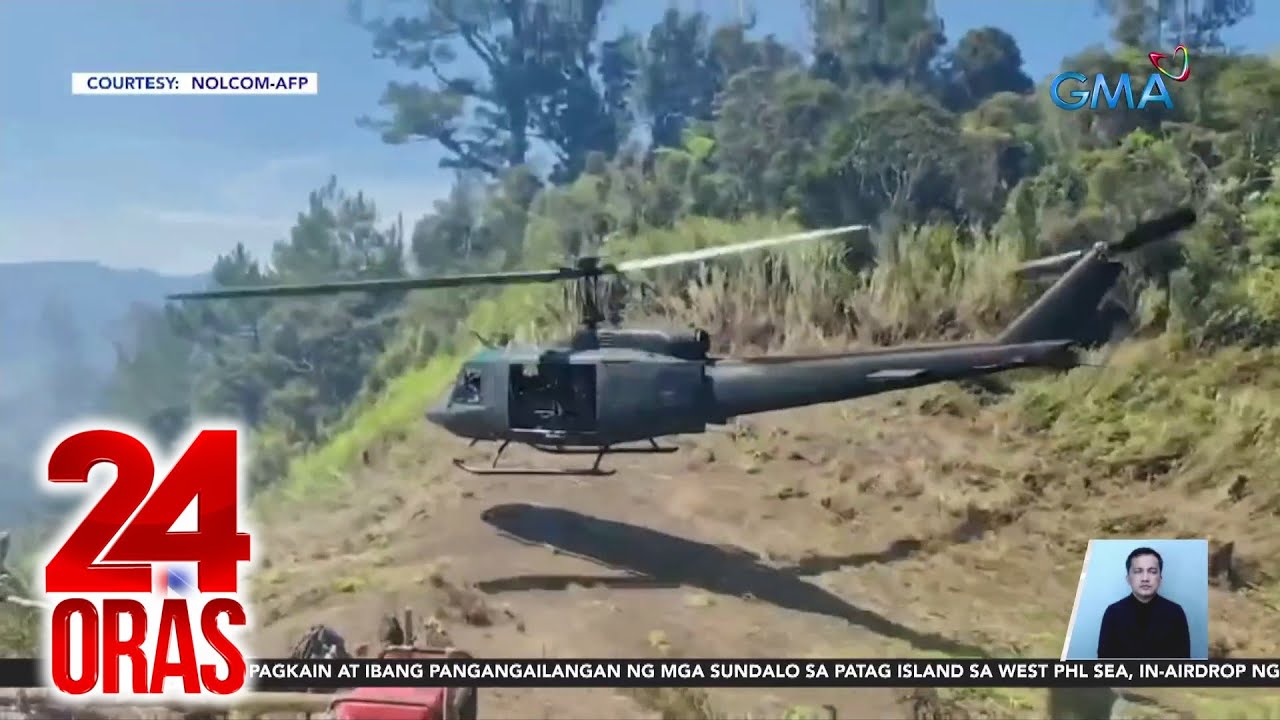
<box><xmin>169</xmin><ymin>207</ymin><xmax>1197</xmax><ymax>477</ymax></box>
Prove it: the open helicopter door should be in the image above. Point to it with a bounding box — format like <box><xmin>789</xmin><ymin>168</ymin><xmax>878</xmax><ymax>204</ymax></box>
<box><xmin>507</xmin><ymin>359</ymin><xmax>598</xmax><ymax>433</ymax></box>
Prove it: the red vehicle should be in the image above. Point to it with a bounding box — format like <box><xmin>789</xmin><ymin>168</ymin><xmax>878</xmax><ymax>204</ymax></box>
<box><xmin>329</xmin><ymin>645</ymin><xmax>478</xmax><ymax>720</ymax></box>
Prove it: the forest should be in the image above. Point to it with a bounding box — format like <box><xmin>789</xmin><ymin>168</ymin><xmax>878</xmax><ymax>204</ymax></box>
<box><xmin>94</xmin><ymin>0</ymin><xmax>1280</xmax><ymax>498</ymax></box>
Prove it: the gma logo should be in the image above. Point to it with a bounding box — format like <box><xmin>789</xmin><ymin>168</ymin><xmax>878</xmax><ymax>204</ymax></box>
<box><xmin>1049</xmin><ymin>72</ymin><xmax>1174</xmax><ymax>111</ymax></box>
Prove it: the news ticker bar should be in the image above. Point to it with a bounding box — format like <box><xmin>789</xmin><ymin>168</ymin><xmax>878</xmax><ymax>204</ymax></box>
<box><xmin>6</xmin><ymin>659</ymin><xmax>1280</xmax><ymax>689</ymax></box>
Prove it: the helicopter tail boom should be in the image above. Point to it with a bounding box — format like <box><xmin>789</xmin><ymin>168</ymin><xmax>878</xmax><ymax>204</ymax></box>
<box><xmin>706</xmin><ymin>339</ymin><xmax>1076</xmax><ymax>419</ymax></box>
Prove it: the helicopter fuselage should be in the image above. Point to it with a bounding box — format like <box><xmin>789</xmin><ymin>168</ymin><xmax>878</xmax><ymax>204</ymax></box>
<box><xmin>424</xmin><ymin>327</ymin><xmax>1078</xmax><ymax>449</ymax></box>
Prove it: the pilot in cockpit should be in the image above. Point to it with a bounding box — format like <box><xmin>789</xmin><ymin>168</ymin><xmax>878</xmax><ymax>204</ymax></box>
<box><xmin>452</xmin><ymin>368</ymin><xmax>482</xmax><ymax>404</ymax></box>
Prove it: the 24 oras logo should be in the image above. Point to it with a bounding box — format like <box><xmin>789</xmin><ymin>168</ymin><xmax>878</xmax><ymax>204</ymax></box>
<box><xmin>37</xmin><ymin>423</ymin><xmax>255</xmax><ymax>701</ymax></box>
<box><xmin>1149</xmin><ymin>44</ymin><xmax>1191</xmax><ymax>82</ymax></box>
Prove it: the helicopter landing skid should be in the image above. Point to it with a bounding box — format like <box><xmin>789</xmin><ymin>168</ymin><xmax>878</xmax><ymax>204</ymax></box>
<box><xmin>451</xmin><ymin>458</ymin><xmax>616</xmax><ymax>476</ymax></box>
<box><xmin>530</xmin><ymin>439</ymin><xmax>678</xmax><ymax>456</ymax></box>
<box><xmin>452</xmin><ymin>439</ymin><xmax>675</xmax><ymax>477</ymax></box>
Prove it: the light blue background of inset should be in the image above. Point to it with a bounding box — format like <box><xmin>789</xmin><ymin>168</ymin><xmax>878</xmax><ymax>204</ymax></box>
<box><xmin>1063</xmin><ymin>538</ymin><xmax>1209</xmax><ymax>660</ymax></box>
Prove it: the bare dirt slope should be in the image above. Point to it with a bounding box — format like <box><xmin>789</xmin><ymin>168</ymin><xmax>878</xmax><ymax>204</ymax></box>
<box><xmin>251</xmin><ymin>384</ymin><xmax>1278</xmax><ymax>720</ymax></box>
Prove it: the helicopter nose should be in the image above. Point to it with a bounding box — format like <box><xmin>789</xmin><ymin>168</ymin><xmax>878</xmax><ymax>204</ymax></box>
<box><xmin>425</xmin><ymin>403</ymin><xmax>449</xmax><ymax>428</ymax></box>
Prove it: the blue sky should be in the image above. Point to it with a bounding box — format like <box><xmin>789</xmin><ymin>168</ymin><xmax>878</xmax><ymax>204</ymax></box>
<box><xmin>0</xmin><ymin>1</ymin><xmax>1275</xmax><ymax>274</ymax></box>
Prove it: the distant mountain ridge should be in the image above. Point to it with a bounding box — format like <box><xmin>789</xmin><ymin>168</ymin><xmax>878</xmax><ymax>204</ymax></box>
<box><xmin>0</xmin><ymin>261</ymin><xmax>206</xmax><ymax>376</ymax></box>
<box><xmin>0</xmin><ymin>260</ymin><xmax>206</xmax><ymax>525</ymax></box>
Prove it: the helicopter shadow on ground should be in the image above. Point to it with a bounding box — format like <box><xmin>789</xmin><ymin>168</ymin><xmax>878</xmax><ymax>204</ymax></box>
<box><xmin>476</xmin><ymin>504</ymin><xmax>1136</xmax><ymax>716</ymax></box>
<box><xmin>474</xmin><ymin>502</ymin><xmax>988</xmax><ymax>657</ymax></box>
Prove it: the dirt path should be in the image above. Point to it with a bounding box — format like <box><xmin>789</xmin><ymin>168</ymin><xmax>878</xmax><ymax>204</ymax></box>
<box><xmin>250</xmin><ymin>388</ymin><xmax>1279</xmax><ymax>719</ymax></box>
<box><xmin>251</xmin><ymin>392</ymin><xmax>1008</xmax><ymax>718</ymax></box>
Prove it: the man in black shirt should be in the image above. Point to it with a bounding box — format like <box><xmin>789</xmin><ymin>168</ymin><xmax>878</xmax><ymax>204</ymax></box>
<box><xmin>1096</xmin><ymin>547</ymin><xmax>1191</xmax><ymax>658</ymax></box>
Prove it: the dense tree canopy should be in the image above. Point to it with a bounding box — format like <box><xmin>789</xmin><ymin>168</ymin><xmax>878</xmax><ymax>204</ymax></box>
<box><xmin>104</xmin><ymin>0</ymin><xmax>1274</xmax><ymax>492</ymax></box>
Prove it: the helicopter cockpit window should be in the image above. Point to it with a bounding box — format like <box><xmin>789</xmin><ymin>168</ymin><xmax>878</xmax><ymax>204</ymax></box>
<box><xmin>450</xmin><ymin>367</ymin><xmax>483</xmax><ymax>405</ymax></box>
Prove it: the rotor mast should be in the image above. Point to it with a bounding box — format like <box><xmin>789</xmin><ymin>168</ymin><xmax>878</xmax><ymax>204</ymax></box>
<box><xmin>572</xmin><ymin>257</ymin><xmax>606</xmax><ymax>331</ymax></box>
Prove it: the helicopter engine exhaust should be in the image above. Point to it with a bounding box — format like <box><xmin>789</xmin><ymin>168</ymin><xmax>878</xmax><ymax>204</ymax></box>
<box><xmin>592</xmin><ymin>328</ymin><xmax>711</xmax><ymax>360</ymax></box>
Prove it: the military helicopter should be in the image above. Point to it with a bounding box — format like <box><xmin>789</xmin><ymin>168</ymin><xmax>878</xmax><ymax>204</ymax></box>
<box><xmin>169</xmin><ymin>208</ymin><xmax>1196</xmax><ymax>476</ymax></box>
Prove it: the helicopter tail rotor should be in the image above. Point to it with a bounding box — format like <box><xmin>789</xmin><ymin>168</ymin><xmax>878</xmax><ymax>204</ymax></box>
<box><xmin>1015</xmin><ymin>207</ymin><xmax>1197</xmax><ymax>278</ymax></box>
<box><xmin>998</xmin><ymin>207</ymin><xmax>1197</xmax><ymax>347</ymax></box>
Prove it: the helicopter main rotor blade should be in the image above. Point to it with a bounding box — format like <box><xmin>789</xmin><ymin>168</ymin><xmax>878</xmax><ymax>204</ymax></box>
<box><xmin>612</xmin><ymin>225</ymin><xmax>870</xmax><ymax>273</ymax></box>
<box><xmin>167</xmin><ymin>268</ymin><xmax>576</xmax><ymax>301</ymax></box>
<box><xmin>167</xmin><ymin>224</ymin><xmax>873</xmax><ymax>302</ymax></box>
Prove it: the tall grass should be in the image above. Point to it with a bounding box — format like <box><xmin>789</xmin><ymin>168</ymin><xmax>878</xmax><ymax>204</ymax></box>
<box><xmin>612</xmin><ymin>216</ymin><xmax>1033</xmax><ymax>352</ymax></box>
